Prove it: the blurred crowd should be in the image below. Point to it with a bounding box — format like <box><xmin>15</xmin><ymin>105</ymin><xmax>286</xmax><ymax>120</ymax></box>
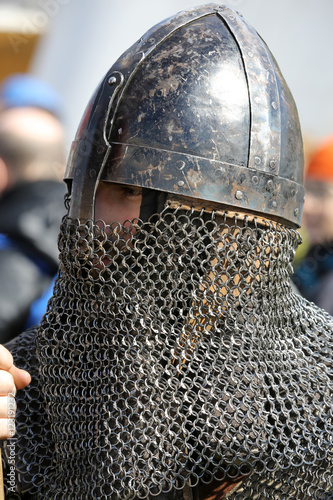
<box><xmin>0</xmin><ymin>73</ymin><xmax>67</xmax><ymax>344</ymax></box>
<box><xmin>293</xmin><ymin>135</ymin><xmax>333</xmax><ymax>315</ymax></box>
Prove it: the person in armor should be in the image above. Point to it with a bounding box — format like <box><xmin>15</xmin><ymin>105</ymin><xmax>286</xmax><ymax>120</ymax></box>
<box><xmin>0</xmin><ymin>4</ymin><xmax>331</xmax><ymax>499</ymax></box>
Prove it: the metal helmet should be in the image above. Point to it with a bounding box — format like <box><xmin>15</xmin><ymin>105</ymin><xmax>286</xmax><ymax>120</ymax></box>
<box><xmin>65</xmin><ymin>3</ymin><xmax>304</xmax><ymax>227</ymax></box>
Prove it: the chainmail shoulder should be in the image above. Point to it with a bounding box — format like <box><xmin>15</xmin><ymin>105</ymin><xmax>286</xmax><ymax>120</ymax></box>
<box><xmin>1</xmin><ymin>206</ymin><xmax>332</xmax><ymax>499</ymax></box>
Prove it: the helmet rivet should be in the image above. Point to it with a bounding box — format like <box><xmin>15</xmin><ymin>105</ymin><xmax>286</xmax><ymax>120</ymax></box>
<box><xmin>178</xmin><ymin>180</ymin><xmax>185</xmax><ymax>187</ymax></box>
<box><xmin>269</xmin><ymin>160</ymin><xmax>276</xmax><ymax>169</ymax></box>
<box><xmin>272</xmin><ymin>201</ymin><xmax>277</xmax><ymax>208</ymax></box>
<box><xmin>290</xmin><ymin>189</ymin><xmax>296</xmax><ymax>196</ymax></box>
<box><xmin>267</xmin><ymin>180</ymin><xmax>274</xmax><ymax>189</ymax></box>
<box><xmin>89</xmin><ymin>169</ymin><xmax>96</xmax><ymax>178</ymax></box>
<box><xmin>271</xmin><ymin>101</ymin><xmax>278</xmax><ymax>110</ymax></box>
<box><xmin>252</xmin><ymin>175</ymin><xmax>259</xmax><ymax>184</ymax></box>
<box><xmin>108</xmin><ymin>76</ymin><xmax>117</xmax><ymax>85</ymax></box>
<box><xmin>294</xmin><ymin>208</ymin><xmax>299</xmax><ymax>216</ymax></box>
<box><xmin>248</xmin><ymin>51</ymin><xmax>254</xmax><ymax>58</ymax></box>
<box><xmin>177</xmin><ymin>161</ymin><xmax>185</xmax><ymax>170</ymax></box>
<box><xmin>254</xmin><ymin>156</ymin><xmax>261</xmax><ymax>165</ymax></box>
<box><xmin>235</xmin><ymin>190</ymin><xmax>243</xmax><ymax>200</ymax></box>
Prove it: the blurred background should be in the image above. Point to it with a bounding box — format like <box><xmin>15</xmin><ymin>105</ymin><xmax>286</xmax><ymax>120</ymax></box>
<box><xmin>0</xmin><ymin>0</ymin><xmax>331</xmax><ymax>152</ymax></box>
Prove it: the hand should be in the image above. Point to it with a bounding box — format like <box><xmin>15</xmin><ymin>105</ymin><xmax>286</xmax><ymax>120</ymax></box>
<box><xmin>0</xmin><ymin>345</ymin><xmax>31</xmax><ymax>439</ymax></box>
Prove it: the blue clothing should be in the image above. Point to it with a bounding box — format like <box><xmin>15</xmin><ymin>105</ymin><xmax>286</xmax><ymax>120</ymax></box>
<box><xmin>292</xmin><ymin>244</ymin><xmax>333</xmax><ymax>316</ymax></box>
<box><xmin>0</xmin><ymin>180</ymin><xmax>65</xmax><ymax>342</ymax></box>
<box><xmin>0</xmin><ymin>233</ymin><xmax>56</xmax><ymax>329</ymax></box>
<box><xmin>25</xmin><ymin>276</ymin><xmax>56</xmax><ymax>328</ymax></box>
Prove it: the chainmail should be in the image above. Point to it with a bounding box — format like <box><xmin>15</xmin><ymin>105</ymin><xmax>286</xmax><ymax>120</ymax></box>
<box><xmin>2</xmin><ymin>201</ymin><xmax>332</xmax><ymax>499</ymax></box>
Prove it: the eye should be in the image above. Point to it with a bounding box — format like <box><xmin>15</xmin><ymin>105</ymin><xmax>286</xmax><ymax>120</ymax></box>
<box><xmin>122</xmin><ymin>186</ymin><xmax>142</xmax><ymax>198</ymax></box>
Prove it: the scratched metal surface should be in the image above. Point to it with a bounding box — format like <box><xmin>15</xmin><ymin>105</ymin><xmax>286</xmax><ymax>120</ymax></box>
<box><xmin>64</xmin><ymin>4</ymin><xmax>304</xmax><ymax>226</ymax></box>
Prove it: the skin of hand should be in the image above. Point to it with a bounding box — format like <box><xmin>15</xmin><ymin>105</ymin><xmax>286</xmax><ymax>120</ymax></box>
<box><xmin>0</xmin><ymin>344</ymin><xmax>31</xmax><ymax>439</ymax></box>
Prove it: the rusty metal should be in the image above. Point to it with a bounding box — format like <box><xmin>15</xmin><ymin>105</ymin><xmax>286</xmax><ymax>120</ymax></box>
<box><xmin>64</xmin><ymin>4</ymin><xmax>304</xmax><ymax>227</ymax></box>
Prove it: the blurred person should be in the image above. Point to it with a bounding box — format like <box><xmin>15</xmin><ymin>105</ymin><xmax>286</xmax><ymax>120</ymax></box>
<box><xmin>293</xmin><ymin>135</ymin><xmax>333</xmax><ymax>314</ymax></box>
<box><xmin>0</xmin><ymin>74</ymin><xmax>67</xmax><ymax>344</ymax></box>
<box><xmin>291</xmin><ymin>135</ymin><xmax>316</xmax><ymax>268</ymax></box>
<box><xmin>0</xmin><ymin>5</ymin><xmax>331</xmax><ymax>499</ymax></box>
<box><xmin>0</xmin><ymin>73</ymin><xmax>63</xmax><ymax>119</ymax></box>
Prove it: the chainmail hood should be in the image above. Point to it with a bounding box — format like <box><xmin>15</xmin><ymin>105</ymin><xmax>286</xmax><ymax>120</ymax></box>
<box><xmin>3</xmin><ymin>203</ymin><xmax>332</xmax><ymax>499</ymax></box>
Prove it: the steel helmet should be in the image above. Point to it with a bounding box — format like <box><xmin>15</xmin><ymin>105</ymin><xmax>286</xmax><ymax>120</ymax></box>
<box><xmin>65</xmin><ymin>3</ymin><xmax>304</xmax><ymax>227</ymax></box>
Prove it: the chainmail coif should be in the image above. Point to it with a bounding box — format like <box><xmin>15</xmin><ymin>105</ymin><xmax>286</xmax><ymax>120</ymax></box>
<box><xmin>2</xmin><ymin>202</ymin><xmax>332</xmax><ymax>499</ymax></box>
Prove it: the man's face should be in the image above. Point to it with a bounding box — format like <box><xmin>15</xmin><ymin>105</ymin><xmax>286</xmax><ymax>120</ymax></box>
<box><xmin>94</xmin><ymin>181</ymin><xmax>142</xmax><ymax>225</ymax></box>
<box><xmin>302</xmin><ymin>180</ymin><xmax>333</xmax><ymax>245</ymax></box>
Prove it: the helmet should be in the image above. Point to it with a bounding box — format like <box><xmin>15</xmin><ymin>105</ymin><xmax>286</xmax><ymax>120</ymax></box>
<box><xmin>65</xmin><ymin>4</ymin><xmax>304</xmax><ymax>227</ymax></box>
